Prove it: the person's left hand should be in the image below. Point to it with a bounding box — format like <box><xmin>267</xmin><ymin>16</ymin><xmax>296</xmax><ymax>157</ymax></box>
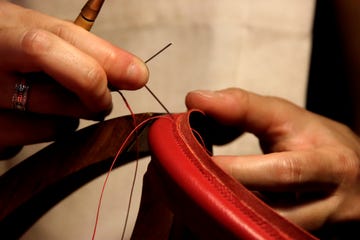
<box><xmin>186</xmin><ymin>88</ymin><xmax>360</xmax><ymax>231</ymax></box>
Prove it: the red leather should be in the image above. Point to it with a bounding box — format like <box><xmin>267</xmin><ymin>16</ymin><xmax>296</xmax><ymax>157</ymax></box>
<box><xmin>148</xmin><ymin>110</ymin><xmax>317</xmax><ymax>240</ymax></box>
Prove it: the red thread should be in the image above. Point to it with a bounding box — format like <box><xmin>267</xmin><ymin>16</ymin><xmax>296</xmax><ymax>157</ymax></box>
<box><xmin>90</xmin><ymin>111</ymin><xmax>212</xmax><ymax>239</ymax></box>
<box><xmin>89</xmin><ymin>39</ymin><xmax>173</xmax><ymax>240</ymax></box>
<box><xmin>191</xmin><ymin>128</ymin><xmax>212</xmax><ymax>156</ymax></box>
<box><xmin>91</xmin><ymin>91</ymin><xmax>172</xmax><ymax>240</ymax></box>
<box><xmin>118</xmin><ymin>91</ymin><xmax>136</xmax><ymax>126</ymax></box>
<box><xmin>118</xmin><ymin>91</ymin><xmax>137</xmax><ymax>240</ymax></box>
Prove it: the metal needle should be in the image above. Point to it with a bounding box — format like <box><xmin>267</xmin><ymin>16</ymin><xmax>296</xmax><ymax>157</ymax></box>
<box><xmin>75</xmin><ymin>0</ymin><xmax>172</xmax><ymax>115</ymax></box>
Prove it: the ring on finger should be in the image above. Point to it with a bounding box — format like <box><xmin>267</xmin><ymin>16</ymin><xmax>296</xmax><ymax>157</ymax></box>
<box><xmin>12</xmin><ymin>78</ymin><xmax>30</xmax><ymax>111</ymax></box>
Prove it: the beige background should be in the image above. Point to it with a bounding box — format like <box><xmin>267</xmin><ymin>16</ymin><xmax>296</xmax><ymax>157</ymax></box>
<box><xmin>3</xmin><ymin>0</ymin><xmax>315</xmax><ymax>239</ymax></box>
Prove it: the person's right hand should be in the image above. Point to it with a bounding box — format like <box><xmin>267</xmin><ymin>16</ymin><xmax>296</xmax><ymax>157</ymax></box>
<box><xmin>0</xmin><ymin>1</ymin><xmax>149</xmax><ymax>157</ymax></box>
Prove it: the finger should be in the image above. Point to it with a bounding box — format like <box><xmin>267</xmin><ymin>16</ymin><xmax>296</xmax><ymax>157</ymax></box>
<box><xmin>49</xmin><ymin>24</ymin><xmax>149</xmax><ymax>90</ymax></box>
<box><xmin>0</xmin><ymin>73</ymin><xmax>109</xmax><ymax>119</ymax></box>
<box><xmin>0</xmin><ymin>111</ymin><xmax>79</xmax><ymax>147</ymax></box>
<box><xmin>213</xmin><ymin>152</ymin><xmax>342</xmax><ymax>231</ymax></box>
<box><xmin>1</xmin><ymin>2</ymin><xmax>149</xmax><ymax>90</ymax></box>
<box><xmin>212</xmin><ymin>150</ymin><xmax>342</xmax><ymax>191</ymax></box>
<box><xmin>0</xmin><ymin>27</ymin><xmax>114</xmax><ymax>113</ymax></box>
<box><xmin>213</xmin><ymin>151</ymin><xmax>342</xmax><ymax>231</ymax></box>
<box><xmin>275</xmin><ymin>196</ymin><xmax>339</xmax><ymax>231</ymax></box>
<box><xmin>186</xmin><ymin>88</ymin><xmax>308</xmax><ymax>137</ymax></box>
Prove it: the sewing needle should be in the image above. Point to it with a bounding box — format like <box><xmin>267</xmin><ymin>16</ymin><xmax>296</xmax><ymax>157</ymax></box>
<box><xmin>143</xmin><ymin>43</ymin><xmax>173</xmax><ymax>115</ymax></box>
<box><xmin>74</xmin><ymin>0</ymin><xmax>172</xmax><ymax>115</ymax></box>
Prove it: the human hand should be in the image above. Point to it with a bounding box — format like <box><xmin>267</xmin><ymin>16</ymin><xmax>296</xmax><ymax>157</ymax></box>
<box><xmin>186</xmin><ymin>88</ymin><xmax>360</xmax><ymax>231</ymax></box>
<box><xmin>0</xmin><ymin>2</ymin><xmax>148</xmax><ymax>156</ymax></box>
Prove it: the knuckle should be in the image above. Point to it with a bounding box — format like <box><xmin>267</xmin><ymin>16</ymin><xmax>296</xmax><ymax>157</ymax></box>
<box><xmin>335</xmin><ymin>148</ymin><xmax>360</xmax><ymax>182</ymax></box>
<box><xmin>276</xmin><ymin>157</ymin><xmax>303</xmax><ymax>184</ymax></box>
<box><xmin>21</xmin><ymin>29</ymin><xmax>51</xmax><ymax>56</ymax></box>
<box><xmin>102</xmin><ymin>49</ymin><xmax>119</xmax><ymax>70</ymax></box>
<box><xmin>84</xmin><ymin>65</ymin><xmax>107</xmax><ymax>94</ymax></box>
<box><xmin>82</xmin><ymin>65</ymin><xmax>110</xmax><ymax>111</ymax></box>
<box><xmin>50</xmin><ymin>23</ymin><xmax>72</xmax><ymax>41</ymax></box>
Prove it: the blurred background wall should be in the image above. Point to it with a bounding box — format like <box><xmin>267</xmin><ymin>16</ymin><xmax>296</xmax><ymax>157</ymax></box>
<box><xmin>6</xmin><ymin>1</ymin><xmax>315</xmax><ymax>239</ymax></box>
